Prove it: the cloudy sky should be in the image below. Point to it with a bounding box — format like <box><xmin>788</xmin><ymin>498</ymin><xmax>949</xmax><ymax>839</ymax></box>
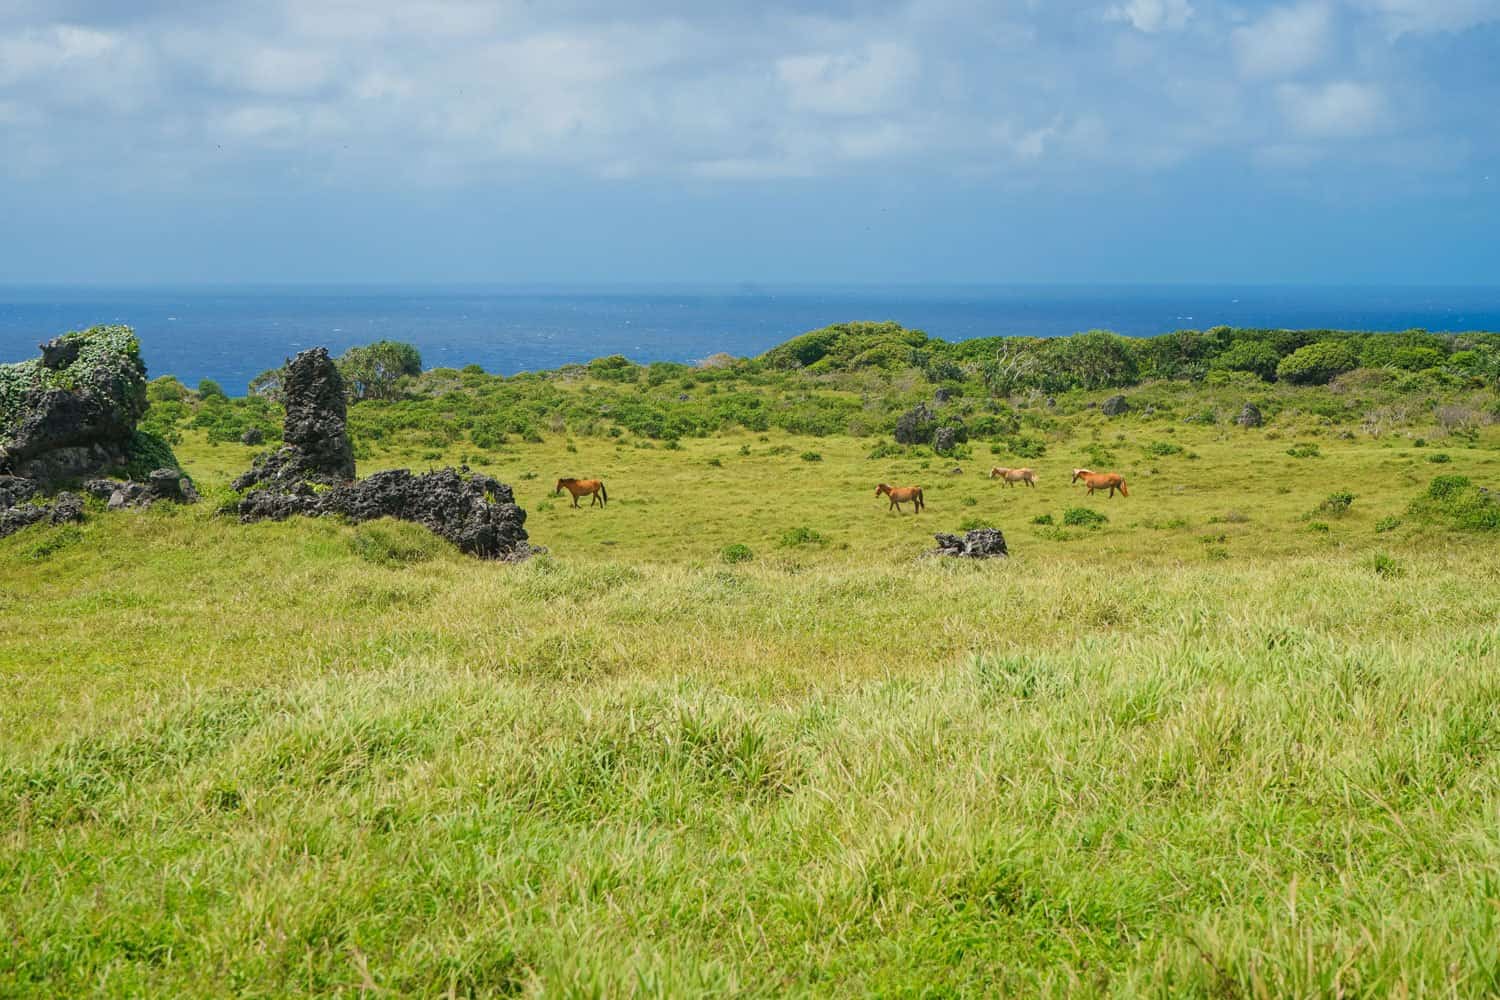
<box><xmin>1</xmin><ymin>0</ymin><xmax>1497</xmax><ymax>284</ymax></box>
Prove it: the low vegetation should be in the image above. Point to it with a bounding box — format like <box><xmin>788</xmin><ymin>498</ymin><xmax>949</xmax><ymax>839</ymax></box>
<box><xmin>4</xmin><ymin>322</ymin><xmax>1500</xmax><ymax>995</ymax></box>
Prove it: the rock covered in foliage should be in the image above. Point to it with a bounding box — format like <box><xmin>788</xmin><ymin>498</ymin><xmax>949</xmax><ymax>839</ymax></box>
<box><xmin>240</xmin><ymin>427</ymin><xmax>265</xmax><ymax>446</ymax></box>
<box><xmin>0</xmin><ymin>326</ymin><xmax>150</xmax><ymax>483</ymax></box>
<box><xmin>1101</xmin><ymin>394</ymin><xmax>1130</xmax><ymax>416</ymax></box>
<box><xmin>932</xmin><ymin>528</ymin><xmax>1009</xmax><ymax>559</ymax></box>
<box><xmin>1237</xmin><ymin>402</ymin><xmax>1264</xmax><ymax>428</ymax></box>
<box><xmin>932</xmin><ymin>426</ymin><xmax>959</xmax><ymax>455</ymax></box>
<box><xmin>233</xmin><ymin>347</ymin><xmax>355</xmax><ymax>491</ymax></box>
<box><xmin>238</xmin><ymin>468</ymin><xmax>535</xmax><ymax>560</ymax></box>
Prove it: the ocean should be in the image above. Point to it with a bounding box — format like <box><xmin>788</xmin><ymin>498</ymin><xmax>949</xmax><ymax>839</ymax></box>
<box><xmin>3</xmin><ymin>284</ymin><xmax>1499</xmax><ymax>395</ymax></box>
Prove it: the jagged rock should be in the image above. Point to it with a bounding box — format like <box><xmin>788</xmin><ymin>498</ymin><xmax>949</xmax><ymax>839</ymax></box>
<box><xmin>933</xmin><ymin>387</ymin><xmax>952</xmax><ymax>404</ymax></box>
<box><xmin>0</xmin><ymin>490</ymin><xmax>85</xmax><ymax>540</ymax></box>
<box><xmin>1237</xmin><ymin>403</ymin><xmax>1263</xmax><ymax>428</ymax></box>
<box><xmin>39</xmin><ymin>336</ymin><xmax>83</xmax><ymax>370</ymax></box>
<box><xmin>234</xmin><ymin>348</ymin><xmax>355</xmax><ymax>490</ymax></box>
<box><xmin>231</xmin><ymin>348</ymin><xmax>532</xmax><ymax>560</ymax></box>
<box><xmin>1045</xmin><ymin>397</ymin><xmax>1057</xmax><ymax>408</ymax></box>
<box><xmin>1101</xmin><ymin>395</ymin><xmax>1130</xmax><ymax>416</ymax></box>
<box><xmin>933</xmin><ymin>426</ymin><xmax>959</xmax><ymax>455</ymax></box>
<box><xmin>932</xmin><ymin>528</ymin><xmax>1009</xmax><ymax>559</ymax></box>
<box><xmin>238</xmin><ymin>468</ymin><xmax>534</xmax><ymax>560</ymax></box>
<box><xmin>240</xmin><ymin>427</ymin><xmax>265</xmax><ymax>446</ymax></box>
<box><xmin>0</xmin><ymin>326</ymin><xmax>148</xmax><ymax>483</ymax></box>
<box><xmin>894</xmin><ymin>403</ymin><xmax>937</xmax><ymax>446</ymax></box>
<box><xmin>0</xmin><ymin>475</ymin><xmax>37</xmax><ymax>509</ymax></box>
<box><xmin>103</xmin><ymin>468</ymin><xmax>201</xmax><ymax>510</ymax></box>
<box><xmin>947</xmin><ymin>466</ymin><xmax>964</xmax><ymax>476</ymax></box>
<box><xmin>83</xmin><ymin>479</ymin><xmax>119</xmax><ymax>501</ymax></box>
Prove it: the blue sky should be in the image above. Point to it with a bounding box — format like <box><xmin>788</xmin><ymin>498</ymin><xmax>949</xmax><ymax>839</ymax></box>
<box><xmin>1</xmin><ymin>0</ymin><xmax>1497</xmax><ymax>285</ymax></box>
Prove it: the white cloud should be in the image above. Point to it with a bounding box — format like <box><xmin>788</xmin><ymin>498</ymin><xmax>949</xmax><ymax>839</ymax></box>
<box><xmin>1105</xmin><ymin>0</ymin><xmax>1195</xmax><ymax>34</ymax></box>
<box><xmin>1232</xmin><ymin>4</ymin><xmax>1334</xmax><ymax>78</ymax></box>
<box><xmin>776</xmin><ymin>41</ymin><xmax>919</xmax><ymax>115</ymax></box>
<box><xmin>1348</xmin><ymin>0</ymin><xmax>1500</xmax><ymax>37</ymax></box>
<box><xmin>1276</xmin><ymin>80</ymin><xmax>1386</xmax><ymax>136</ymax></box>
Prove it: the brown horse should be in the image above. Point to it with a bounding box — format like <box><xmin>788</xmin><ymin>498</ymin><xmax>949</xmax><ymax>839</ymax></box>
<box><xmin>875</xmin><ymin>483</ymin><xmax>925</xmax><ymax>513</ymax></box>
<box><xmin>1071</xmin><ymin>468</ymin><xmax>1128</xmax><ymax>498</ymax></box>
<box><xmin>555</xmin><ymin>477</ymin><xmax>608</xmax><ymax>508</ymax></box>
<box><xmin>990</xmin><ymin>467</ymin><xmax>1037</xmax><ymax>487</ymax></box>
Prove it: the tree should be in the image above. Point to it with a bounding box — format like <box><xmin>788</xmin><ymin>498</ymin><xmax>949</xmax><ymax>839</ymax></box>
<box><xmin>337</xmin><ymin>340</ymin><xmax>423</xmax><ymax>401</ymax></box>
<box><xmin>1210</xmin><ymin>340</ymin><xmax>1281</xmax><ymax>381</ymax></box>
<box><xmin>1275</xmin><ymin>341</ymin><xmax>1359</xmax><ymax>384</ymax></box>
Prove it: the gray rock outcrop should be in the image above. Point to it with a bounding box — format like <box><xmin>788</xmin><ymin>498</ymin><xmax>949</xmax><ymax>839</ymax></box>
<box><xmin>1237</xmin><ymin>403</ymin><xmax>1263</xmax><ymax>428</ymax></box>
<box><xmin>232</xmin><ymin>346</ymin><xmax>533</xmax><ymax>560</ymax></box>
<box><xmin>234</xmin><ymin>348</ymin><xmax>355</xmax><ymax>491</ymax></box>
<box><xmin>1101</xmin><ymin>394</ymin><xmax>1130</xmax><ymax>417</ymax></box>
<box><xmin>932</xmin><ymin>528</ymin><xmax>1009</xmax><ymax>559</ymax></box>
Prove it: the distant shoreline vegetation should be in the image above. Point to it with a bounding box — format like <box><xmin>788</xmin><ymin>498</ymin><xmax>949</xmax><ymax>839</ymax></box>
<box><xmin>126</xmin><ymin>322</ymin><xmax>1500</xmax><ymax>456</ymax></box>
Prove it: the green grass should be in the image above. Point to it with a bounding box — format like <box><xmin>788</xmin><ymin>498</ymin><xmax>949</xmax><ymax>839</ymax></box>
<box><xmin>4</xmin><ymin>383</ymin><xmax>1500</xmax><ymax>996</ymax></box>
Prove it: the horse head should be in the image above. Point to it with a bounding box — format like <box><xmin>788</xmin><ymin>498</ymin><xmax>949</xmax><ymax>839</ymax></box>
<box><xmin>1071</xmin><ymin>468</ymin><xmax>1091</xmax><ymax>483</ymax></box>
<box><xmin>875</xmin><ymin>483</ymin><xmax>891</xmax><ymax>497</ymax></box>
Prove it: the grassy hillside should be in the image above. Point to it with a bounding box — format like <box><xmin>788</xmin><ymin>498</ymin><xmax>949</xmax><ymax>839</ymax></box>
<box><xmin>5</xmin><ymin>329</ymin><xmax>1500</xmax><ymax>996</ymax></box>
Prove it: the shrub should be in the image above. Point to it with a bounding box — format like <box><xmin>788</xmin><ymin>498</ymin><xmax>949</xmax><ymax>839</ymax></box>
<box><xmin>958</xmin><ymin>516</ymin><xmax>995</xmax><ymax>531</ymax></box>
<box><xmin>1275</xmin><ymin>341</ymin><xmax>1359</xmax><ymax>385</ymax></box>
<box><xmin>1032</xmin><ymin>514</ymin><xmax>1054</xmax><ymax>525</ymax></box>
<box><xmin>197</xmin><ymin>378</ymin><xmax>227</xmax><ymax>400</ymax></box>
<box><xmin>1210</xmin><ymin>340</ymin><xmax>1280</xmax><ymax>381</ymax></box>
<box><xmin>1371</xmin><ymin>553</ymin><xmax>1404</xmax><ymax>578</ymax></box>
<box><xmin>800</xmin><ymin>451</ymin><xmax>823</xmax><ymax>462</ymax></box>
<box><xmin>1143</xmin><ymin>441</ymin><xmax>1183</xmax><ymax>457</ymax></box>
<box><xmin>1315</xmin><ymin>491</ymin><xmax>1355</xmax><ymax>517</ymax></box>
<box><xmin>866</xmin><ymin>440</ymin><xmax>906</xmax><ymax>460</ymax></box>
<box><xmin>1408</xmin><ymin>475</ymin><xmax>1500</xmax><ymax>531</ymax></box>
<box><xmin>1374</xmin><ymin>516</ymin><xmax>1401</xmax><ymax>533</ymax></box>
<box><xmin>720</xmin><ymin>543</ymin><xmax>753</xmax><ymax>564</ymax></box>
<box><xmin>25</xmin><ymin>524</ymin><xmax>84</xmax><ymax>561</ymax></box>
<box><xmin>1286</xmin><ymin>443</ymin><xmax>1322</xmax><ymax>459</ymax></box>
<box><xmin>779</xmin><ymin>526</ymin><xmax>827</xmax><ymax>547</ymax></box>
<box><xmin>1307</xmin><ymin>521</ymin><xmax>1331</xmax><ymax>533</ymax></box>
<box><xmin>1428</xmin><ymin>453</ymin><xmax>1451</xmax><ymax>464</ymax></box>
<box><xmin>1062</xmin><ymin>507</ymin><xmax>1108</xmax><ymax>528</ymax></box>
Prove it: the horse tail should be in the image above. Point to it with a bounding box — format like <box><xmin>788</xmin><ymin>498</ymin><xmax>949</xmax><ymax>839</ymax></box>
<box><xmin>1118</xmin><ymin>479</ymin><xmax>1128</xmax><ymax>497</ymax></box>
<box><xmin>916</xmin><ymin>487</ymin><xmax>925</xmax><ymax>511</ymax></box>
<box><xmin>599</xmin><ymin>481</ymin><xmax>608</xmax><ymax>505</ymax></box>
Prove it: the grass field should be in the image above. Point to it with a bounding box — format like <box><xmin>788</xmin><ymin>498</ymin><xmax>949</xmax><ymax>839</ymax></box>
<box><xmin>4</xmin><ymin>385</ymin><xmax>1500</xmax><ymax>996</ymax></box>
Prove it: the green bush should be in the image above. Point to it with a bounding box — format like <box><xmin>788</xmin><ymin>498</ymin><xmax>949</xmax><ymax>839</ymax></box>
<box><xmin>1032</xmin><ymin>514</ymin><xmax>1054</xmax><ymax>525</ymax></box>
<box><xmin>1314</xmin><ymin>491</ymin><xmax>1355</xmax><ymax>517</ymax></box>
<box><xmin>348</xmin><ymin>522</ymin><xmax>445</xmax><ymax>566</ymax></box>
<box><xmin>1408</xmin><ymin>475</ymin><xmax>1500</xmax><ymax>531</ymax></box>
<box><xmin>1210</xmin><ymin>340</ymin><xmax>1280</xmax><ymax>381</ymax></box>
<box><xmin>800</xmin><ymin>451</ymin><xmax>823</xmax><ymax>462</ymax></box>
<box><xmin>1374</xmin><ymin>516</ymin><xmax>1401</xmax><ymax>533</ymax></box>
<box><xmin>1062</xmin><ymin>507</ymin><xmax>1108</xmax><ymax>528</ymax></box>
<box><xmin>1275</xmin><ymin>341</ymin><xmax>1359</xmax><ymax>385</ymax></box>
<box><xmin>719</xmin><ymin>543</ymin><xmax>754</xmax><ymax>564</ymax></box>
<box><xmin>1286</xmin><ymin>443</ymin><xmax>1322</xmax><ymax>459</ymax></box>
<box><xmin>958</xmin><ymin>516</ymin><xmax>995</xmax><ymax>531</ymax></box>
<box><xmin>1428</xmin><ymin>453</ymin><xmax>1451</xmax><ymax>463</ymax></box>
<box><xmin>779</xmin><ymin>526</ymin><xmax>828</xmax><ymax>547</ymax></box>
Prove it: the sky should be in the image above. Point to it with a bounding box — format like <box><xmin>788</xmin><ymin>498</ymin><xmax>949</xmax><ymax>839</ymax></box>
<box><xmin>1</xmin><ymin>0</ymin><xmax>1497</xmax><ymax>286</ymax></box>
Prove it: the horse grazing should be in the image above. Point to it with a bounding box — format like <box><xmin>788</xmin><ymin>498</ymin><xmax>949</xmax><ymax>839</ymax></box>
<box><xmin>990</xmin><ymin>467</ymin><xmax>1037</xmax><ymax>488</ymax></box>
<box><xmin>1071</xmin><ymin>468</ymin><xmax>1129</xmax><ymax>498</ymax></box>
<box><xmin>555</xmin><ymin>477</ymin><xmax>608</xmax><ymax>508</ymax></box>
<box><xmin>875</xmin><ymin>483</ymin><xmax>925</xmax><ymax>513</ymax></box>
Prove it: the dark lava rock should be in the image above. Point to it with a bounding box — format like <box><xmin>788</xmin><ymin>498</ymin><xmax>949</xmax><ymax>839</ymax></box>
<box><xmin>234</xmin><ymin>347</ymin><xmax>355</xmax><ymax>490</ymax></box>
<box><xmin>932</xmin><ymin>528</ymin><xmax>1009</xmax><ymax>559</ymax></box>
<box><xmin>0</xmin><ymin>475</ymin><xmax>37</xmax><ymax>509</ymax></box>
<box><xmin>933</xmin><ymin>386</ymin><xmax>952</xmax><ymax>404</ymax></box>
<box><xmin>39</xmin><ymin>336</ymin><xmax>83</xmax><ymax>370</ymax></box>
<box><xmin>0</xmin><ymin>326</ymin><xmax>147</xmax><ymax>483</ymax></box>
<box><xmin>1101</xmin><ymin>394</ymin><xmax>1130</xmax><ymax>416</ymax></box>
<box><xmin>933</xmin><ymin>426</ymin><xmax>959</xmax><ymax>455</ymax></box>
<box><xmin>240</xmin><ymin>427</ymin><xmax>265</xmax><ymax>446</ymax></box>
<box><xmin>104</xmin><ymin>468</ymin><xmax>201</xmax><ymax>510</ymax></box>
<box><xmin>0</xmin><ymin>489</ymin><xmax>85</xmax><ymax>540</ymax></box>
<box><xmin>1045</xmin><ymin>397</ymin><xmax>1057</xmax><ymax>408</ymax></box>
<box><xmin>83</xmin><ymin>479</ymin><xmax>119</xmax><ymax>501</ymax></box>
<box><xmin>894</xmin><ymin>403</ymin><xmax>937</xmax><ymax>446</ymax></box>
<box><xmin>1237</xmin><ymin>402</ymin><xmax>1263</xmax><ymax>428</ymax></box>
<box><xmin>239</xmin><ymin>468</ymin><xmax>534</xmax><ymax>560</ymax></box>
<box><xmin>946</xmin><ymin>466</ymin><xmax>964</xmax><ymax>476</ymax></box>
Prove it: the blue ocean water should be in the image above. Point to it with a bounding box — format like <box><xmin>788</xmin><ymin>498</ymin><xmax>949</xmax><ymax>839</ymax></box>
<box><xmin>2</xmin><ymin>284</ymin><xmax>1498</xmax><ymax>395</ymax></box>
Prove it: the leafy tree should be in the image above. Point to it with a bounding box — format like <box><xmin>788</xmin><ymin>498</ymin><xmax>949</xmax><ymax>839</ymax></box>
<box><xmin>337</xmin><ymin>340</ymin><xmax>423</xmax><ymax>401</ymax></box>
<box><xmin>1275</xmin><ymin>341</ymin><xmax>1359</xmax><ymax>385</ymax></box>
<box><xmin>197</xmin><ymin>378</ymin><xmax>227</xmax><ymax>400</ymax></box>
<box><xmin>1210</xmin><ymin>340</ymin><xmax>1281</xmax><ymax>381</ymax></box>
